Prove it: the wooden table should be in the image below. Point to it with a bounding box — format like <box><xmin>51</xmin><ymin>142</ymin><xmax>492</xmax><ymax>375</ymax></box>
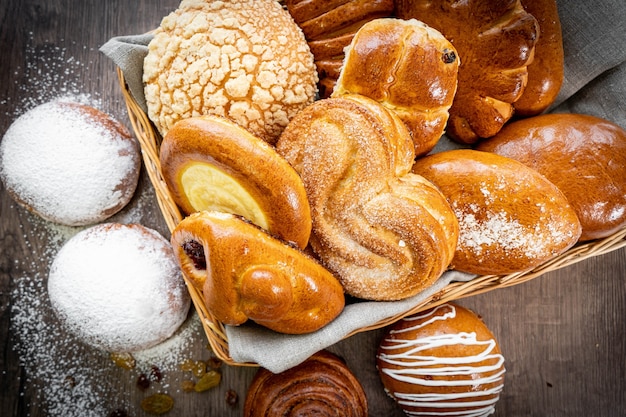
<box><xmin>1</xmin><ymin>1</ymin><xmax>624</xmax><ymax>416</ymax></box>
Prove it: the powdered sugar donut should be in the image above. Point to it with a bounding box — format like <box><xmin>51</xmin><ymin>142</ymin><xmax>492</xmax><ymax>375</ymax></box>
<box><xmin>377</xmin><ymin>303</ymin><xmax>506</xmax><ymax>417</ymax></box>
<box><xmin>0</xmin><ymin>100</ymin><xmax>141</xmax><ymax>226</ymax></box>
<box><xmin>48</xmin><ymin>223</ymin><xmax>191</xmax><ymax>353</ymax></box>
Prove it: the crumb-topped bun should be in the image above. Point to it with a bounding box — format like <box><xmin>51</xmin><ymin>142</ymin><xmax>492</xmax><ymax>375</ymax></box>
<box><xmin>0</xmin><ymin>100</ymin><xmax>141</xmax><ymax>226</ymax></box>
<box><xmin>477</xmin><ymin>113</ymin><xmax>626</xmax><ymax>241</ymax></box>
<box><xmin>170</xmin><ymin>211</ymin><xmax>344</xmax><ymax>334</ymax></box>
<box><xmin>377</xmin><ymin>303</ymin><xmax>505</xmax><ymax>417</ymax></box>
<box><xmin>48</xmin><ymin>223</ymin><xmax>190</xmax><ymax>353</ymax></box>
<box><xmin>244</xmin><ymin>350</ymin><xmax>368</xmax><ymax>416</ymax></box>
<box><xmin>143</xmin><ymin>0</ymin><xmax>318</xmax><ymax>144</ymax></box>
<box><xmin>412</xmin><ymin>149</ymin><xmax>582</xmax><ymax>275</ymax></box>
<box><xmin>396</xmin><ymin>0</ymin><xmax>539</xmax><ymax>144</ymax></box>
<box><xmin>276</xmin><ymin>94</ymin><xmax>458</xmax><ymax>301</ymax></box>
<box><xmin>160</xmin><ymin>114</ymin><xmax>311</xmax><ymax>249</ymax></box>
<box><xmin>332</xmin><ymin>18</ymin><xmax>459</xmax><ymax>157</ymax></box>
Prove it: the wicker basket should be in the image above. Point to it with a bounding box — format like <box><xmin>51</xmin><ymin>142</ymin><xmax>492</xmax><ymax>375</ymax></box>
<box><xmin>117</xmin><ymin>67</ymin><xmax>626</xmax><ymax>367</ymax></box>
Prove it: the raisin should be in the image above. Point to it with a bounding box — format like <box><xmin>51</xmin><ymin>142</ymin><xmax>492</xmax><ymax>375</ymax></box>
<box><xmin>442</xmin><ymin>49</ymin><xmax>457</xmax><ymax>64</ymax></box>
<box><xmin>180</xmin><ymin>359</ymin><xmax>195</xmax><ymax>372</ymax></box>
<box><xmin>110</xmin><ymin>352</ymin><xmax>136</xmax><ymax>370</ymax></box>
<box><xmin>150</xmin><ymin>365</ymin><xmax>163</xmax><ymax>383</ymax></box>
<box><xmin>108</xmin><ymin>409</ymin><xmax>128</xmax><ymax>417</ymax></box>
<box><xmin>194</xmin><ymin>370</ymin><xmax>221</xmax><ymax>392</ymax></box>
<box><xmin>141</xmin><ymin>393</ymin><xmax>174</xmax><ymax>414</ymax></box>
<box><xmin>182</xmin><ymin>240</ymin><xmax>206</xmax><ymax>270</ymax></box>
<box><xmin>181</xmin><ymin>380</ymin><xmax>196</xmax><ymax>392</ymax></box>
<box><xmin>137</xmin><ymin>373</ymin><xmax>150</xmax><ymax>391</ymax></box>
<box><xmin>192</xmin><ymin>361</ymin><xmax>207</xmax><ymax>378</ymax></box>
<box><xmin>225</xmin><ymin>389</ymin><xmax>238</xmax><ymax>406</ymax></box>
<box><xmin>206</xmin><ymin>356</ymin><xmax>222</xmax><ymax>370</ymax></box>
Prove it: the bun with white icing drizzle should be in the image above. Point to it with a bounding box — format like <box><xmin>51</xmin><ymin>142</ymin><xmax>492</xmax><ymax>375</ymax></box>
<box><xmin>377</xmin><ymin>303</ymin><xmax>505</xmax><ymax>417</ymax></box>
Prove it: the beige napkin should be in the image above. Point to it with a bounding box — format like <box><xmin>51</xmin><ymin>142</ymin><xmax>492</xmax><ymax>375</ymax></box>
<box><xmin>100</xmin><ymin>0</ymin><xmax>626</xmax><ymax>373</ymax></box>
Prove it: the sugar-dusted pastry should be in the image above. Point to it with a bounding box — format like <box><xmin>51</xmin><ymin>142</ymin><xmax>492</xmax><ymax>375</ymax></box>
<box><xmin>412</xmin><ymin>149</ymin><xmax>582</xmax><ymax>275</ymax></box>
<box><xmin>0</xmin><ymin>100</ymin><xmax>140</xmax><ymax>226</ymax></box>
<box><xmin>143</xmin><ymin>0</ymin><xmax>318</xmax><ymax>143</ymax></box>
<box><xmin>377</xmin><ymin>303</ymin><xmax>505</xmax><ymax>417</ymax></box>
<box><xmin>477</xmin><ymin>113</ymin><xmax>626</xmax><ymax>241</ymax></box>
<box><xmin>170</xmin><ymin>211</ymin><xmax>344</xmax><ymax>334</ymax></box>
<box><xmin>333</xmin><ymin>18</ymin><xmax>459</xmax><ymax>157</ymax></box>
<box><xmin>48</xmin><ymin>223</ymin><xmax>190</xmax><ymax>353</ymax></box>
<box><xmin>276</xmin><ymin>94</ymin><xmax>458</xmax><ymax>301</ymax></box>
<box><xmin>244</xmin><ymin>350</ymin><xmax>368</xmax><ymax>416</ymax></box>
<box><xmin>396</xmin><ymin>0</ymin><xmax>539</xmax><ymax>143</ymax></box>
<box><xmin>160</xmin><ymin>114</ymin><xmax>311</xmax><ymax>249</ymax></box>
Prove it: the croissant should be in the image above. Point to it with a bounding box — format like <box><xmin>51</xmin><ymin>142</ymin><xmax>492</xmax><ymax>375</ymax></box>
<box><xmin>244</xmin><ymin>350</ymin><xmax>368</xmax><ymax>417</ymax></box>
<box><xmin>276</xmin><ymin>94</ymin><xmax>459</xmax><ymax>301</ymax></box>
<box><xmin>332</xmin><ymin>18</ymin><xmax>459</xmax><ymax>157</ymax></box>
<box><xmin>170</xmin><ymin>211</ymin><xmax>345</xmax><ymax>334</ymax></box>
<box><xmin>396</xmin><ymin>0</ymin><xmax>539</xmax><ymax>143</ymax></box>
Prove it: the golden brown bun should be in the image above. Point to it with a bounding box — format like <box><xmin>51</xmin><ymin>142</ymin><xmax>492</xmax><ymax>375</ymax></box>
<box><xmin>412</xmin><ymin>149</ymin><xmax>581</xmax><ymax>275</ymax></box>
<box><xmin>143</xmin><ymin>0</ymin><xmax>318</xmax><ymax>143</ymax></box>
<box><xmin>396</xmin><ymin>0</ymin><xmax>539</xmax><ymax>144</ymax></box>
<box><xmin>284</xmin><ymin>0</ymin><xmax>395</xmax><ymax>98</ymax></box>
<box><xmin>477</xmin><ymin>113</ymin><xmax>626</xmax><ymax>241</ymax></box>
<box><xmin>377</xmin><ymin>303</ymin><xmax>505</xmax><ymax>416</ymax></box>
<box><xmin>244</xmin><ymin>350</ymin><xmax>368</xmax><ymax>416</ymax></box>
<box><xmin>160</xmin><ymin>115</ymin><xmax>311</xmax><ymax>249</ymax></box>
<box><xmin>514</xmin><ymin>0</ymin><xmax>564</xmax><ymax>116</ymax></box>
<box><xmin>170</xmin><ymin>211</ymin><xmax>344</xmax><ymax>334</ymax></box>
<box><xmin>332</xmin><ymin>18</ymin><xmax>459</xmax><ymax>157</ymax></box>
<box><xmin>276</xmin><ymin>94</ymin><xmax>459</xmax><ymax>301</ymax></box>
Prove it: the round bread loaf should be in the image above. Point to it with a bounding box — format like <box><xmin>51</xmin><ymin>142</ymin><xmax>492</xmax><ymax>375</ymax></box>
<box><xmin>477</xmin><ymin>113</ymin><xmax>626</xmax><ymax>241</ymax></box>
<box><xmin>377</xmin><ymin>303</ymin><xmax>505</xmax><ymax>417</ymax></box>
<box><xmin>0</xmin><ymin>100</ymin><xmax>140</xmax><ymax>226</ymax></box>
<box><xmin>47</xmin><ymin>223</ymin><xmax>190</xmax><ymax>353</ymax></box>
<box><xmin>244</xmin><ymin>350</ymin><xmax>368</xmax><ymax>416</ymax></box>
<box><xmin>412</xmin><ymin>149</ymin><xmax>582</xmax><ymax>275</ymax></box>
<box><xmin>143</xmin><ymin>0</ymin><xmax>318</xmax><ymax>144</ymax></box>
<box><xmin>276</xmin><ymin>94</ymin><xmax>459</xmax><ymax>301</ymax></box>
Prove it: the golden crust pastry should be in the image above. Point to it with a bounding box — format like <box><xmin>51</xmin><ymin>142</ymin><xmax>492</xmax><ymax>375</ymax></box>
<box><xmin>244</xmin><ymin>350</ymin><xmax>368</xmax><ymax>416</ymax></box>
<box><xmin>276</xmin><ymin>94</ymin><xmax>459</xmax><ymax>301</ymax></box>
<box><xmin>412</xmin><ymin>149</ymin><xmax>582</xmax><ymax>275</ymax></box>
<box><xmin>332</xmin><ymin>18</ymin><xmax>459</xmax><ymax>157</ymax></box>
<box><xmin>477</xmin><ymin>113</ymin><xmax>626</xmax><ymax>241</ymax></box>
<box><xmin>160</xmin><ymin>114</ymin><xmax>311</xmax><ymax>249</ymax></box>
<box><xmin>396</xmin><ymin>0</ymin><xmax>539</xmax><ymax>144</ymax></box>
<box><xmin>170</xmin><ymin>211</ymin><xmax>345</xmax><ymax>334</ymax></box>
<box><xmin>143</xmin><ymin>0</ymin><xmax>318</xmax><ymax>144</ymax></box>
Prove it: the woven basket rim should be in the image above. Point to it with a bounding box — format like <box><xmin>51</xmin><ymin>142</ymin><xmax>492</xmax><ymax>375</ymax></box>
<box><xmin>117</xmin><ymin>66</ymin><xmax>626</xmax><ymax>366</ymax></box>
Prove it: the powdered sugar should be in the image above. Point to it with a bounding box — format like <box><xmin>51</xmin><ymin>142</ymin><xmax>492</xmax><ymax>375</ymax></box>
<box><xmin>0</xmin><ymin>99</ymin><xmax>140</xmax><ymax>226</ymax></box>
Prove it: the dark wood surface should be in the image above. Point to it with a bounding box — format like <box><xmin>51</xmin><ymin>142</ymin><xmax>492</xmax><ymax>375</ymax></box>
<box><xmin>1</xmin><ymin>1</ymin><xmax>625</xmax><ymax>416</ymax></box>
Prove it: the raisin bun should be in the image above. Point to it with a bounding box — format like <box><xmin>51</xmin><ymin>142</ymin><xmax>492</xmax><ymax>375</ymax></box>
<box><xmin>48</xmin><ymin>223</ymin><xmax>190</xmax><ymax>353</ymax></box>
<box><xmin>244</xmin><ymin>350</ymin><xmax>368</xmax><ymax>416</ymax></box>
<box><xmin>377</xmin><ymin>303</ymin><xmax>505</xmax><ymax>417</ymax></box>
<box><xmin>143</xmin><ymin>0</ymin><xmax>318</xmax><ymax>144</ymax></box>
<box><xmin>0</xmin><ymin>100</ymin><xmax>141</xmax><ymax>226</ymax></box>
<box><xmin>477</xmin><ymin>113</ymin><xmax>626</xmax><ymax>241</ymax></box>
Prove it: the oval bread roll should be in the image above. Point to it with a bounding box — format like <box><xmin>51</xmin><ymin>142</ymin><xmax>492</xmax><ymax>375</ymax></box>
<box><xmin>477</xmin><ymin>113</ymin><xmax>626</xmax><ymax>241</ymax></box>
<box><xmin>412</xmin><ymin>149</ymin><xmax>582</xmax><ymax>275</ymax></box>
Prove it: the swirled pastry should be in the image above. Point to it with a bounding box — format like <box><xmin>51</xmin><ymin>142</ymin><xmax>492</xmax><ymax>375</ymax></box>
<box><xmin>170</xmin><ymin>211</ymin><xmax>344</xmax><ymax>334</ymax></box>
<box><xmin>276</xmin><ymin>94</ymin><xmax>458</xmax><ymax>301</ymax></box>
<box><xmin>244</xmin><ymin>350</ymin><xmax>368</xmax><ymax>416</ymax></box>
<box><xmin>396</xmin><ymin>0</ymin><xmax>539</xmax><ymax>143</ymax></box>
<box><xmin>333</xmin><ymin>18</ymin><xmax>459</xmax><ymax>157</ymax></box>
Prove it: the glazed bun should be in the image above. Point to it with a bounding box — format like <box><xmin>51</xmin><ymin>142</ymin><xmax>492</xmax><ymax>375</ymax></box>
<box><xmin>377</xmin><ymin>303</ymin><xmax>505</xmax><ymax>417</ymax></box>
<box><xmin>170</xmin><ymin>211</ymin><xmax>344</xmax><ymax>334</ymax></box>
<box><xmin>277</xmin><ymin>94</ymin><xmax>459</xmax><ymax>301</ymax></box>
<box><xmin>412</xmin><ymin>149</ymin><xmax>581</xmax><ymax>275</ymax></box>
<box><xmin>0</xmin><ymin>100</ymin><xmax>140</xmax><ymax>226</ymax></box>
<box><xmin>143</xmin><ymin>0</ymin><xmax>318</xmax><ymax>144</ymax></box>
<box><xmin>160</xmin><ymin>114</ymin><xmax>311</xmax><ymax>249</ymax></box>
<box><xmin>332</xmin><ymin>18</ymin><xmax>459</xmax><ymax>157</ymax></box>
<box><xmin>396</xmin><ymin>0</ymin><xmax>539</xmax><ymax>143</ymax></box>
<box><xmin>48</xmin><ymin>223</ymin><xmax>190</xmax><ymax>353</ymax></box>
<box><xmin>477</xmin><ymin>113</ymin><xmax>626</xmax><ymax>241</ymax></box>
<box><xmin>244</xmin><ymin>350</ymin><xmax>368</xmax><ymax>417</ymax></box>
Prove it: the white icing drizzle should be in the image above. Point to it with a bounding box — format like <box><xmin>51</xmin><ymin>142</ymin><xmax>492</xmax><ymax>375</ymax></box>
<box><xmin>378</xmin><ymin>304</ymin><xmax>505</xmax><ymax>417</ymax></box>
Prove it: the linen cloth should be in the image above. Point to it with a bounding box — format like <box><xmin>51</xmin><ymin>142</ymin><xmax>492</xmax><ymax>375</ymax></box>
<box><xmin>101</xmin><ymin>0</ymin><xmax>626</xmax><ymax>373</ymax></box>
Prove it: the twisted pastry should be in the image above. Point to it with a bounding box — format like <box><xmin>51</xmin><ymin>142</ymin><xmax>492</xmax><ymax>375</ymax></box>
<box><xmin>276</xmin><ymin>94</ymin><xmax>458</xmax><ymax>301</ymax></box>
<box><xmin>244</xmin><ymin>350</ymin><xmax>368</xmax><ymax>416</ymax></box>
